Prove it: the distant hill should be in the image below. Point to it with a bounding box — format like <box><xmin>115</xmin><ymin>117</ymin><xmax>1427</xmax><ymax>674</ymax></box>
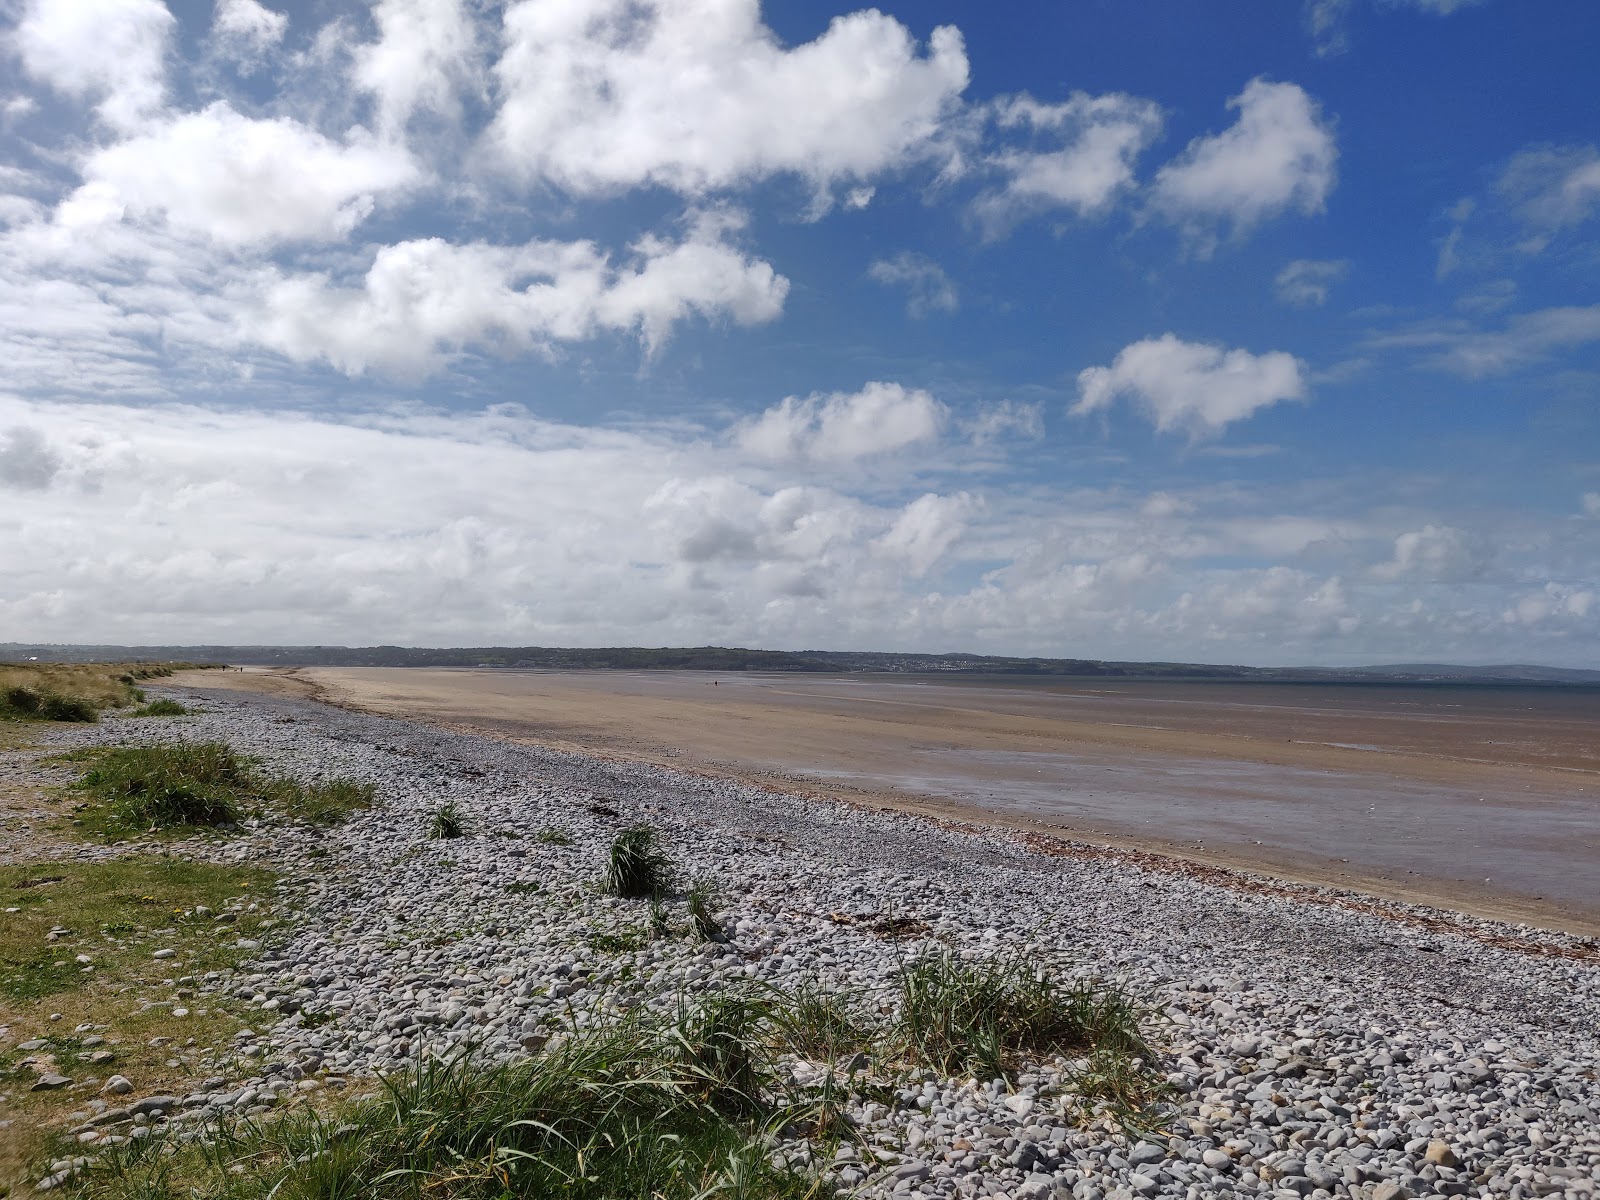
<box><xmin>3</xmin><ymin>643</ymin><xmax>1597</xmax><ymax>685</ymax></box>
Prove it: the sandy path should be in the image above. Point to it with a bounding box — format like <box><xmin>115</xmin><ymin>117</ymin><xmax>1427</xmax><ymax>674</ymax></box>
<box><xmin>172</xmin><ymin>667</ymin><xmax>1600</xmax><ymax>936</ymax></box>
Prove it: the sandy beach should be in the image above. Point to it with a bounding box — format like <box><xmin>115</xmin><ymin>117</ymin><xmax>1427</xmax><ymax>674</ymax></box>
<box><xmin>179</xmin><ymin>666</ymin><xmax>1600</xmax><ymax>936</ymax></box>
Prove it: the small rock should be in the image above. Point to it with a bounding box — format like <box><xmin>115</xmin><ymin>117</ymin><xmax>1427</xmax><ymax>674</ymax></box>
<box><xmin>1371</xmin><ymin>1183</ymin><xmax>1409</xmax><ymax>1200</ymax></box>
<box><xmin>101</xmin><ymin>1075</ymin><xmax>134</xmax><ymax>1096</ymax></box>
<box><xmin>152</xmin><ymin>949</ymin><xmax>176</xmax><ymax>960</ymax></box>
<box><xmin>1424</xmin><ymin>1140</ymin><xmax>1458</xmax><ymax>1168</ymax></box>
<box><xmin>31</xmin><ymin>1074</ymin><xmax>71</xmax><ymax>1091</ymax></box>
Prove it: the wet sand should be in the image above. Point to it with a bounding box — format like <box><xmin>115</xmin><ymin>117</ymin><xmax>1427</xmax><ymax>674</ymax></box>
<box><xmin>178</xmin><ymin>667</ymin><xmax>1600</xmax><ymax>935</ymax></box>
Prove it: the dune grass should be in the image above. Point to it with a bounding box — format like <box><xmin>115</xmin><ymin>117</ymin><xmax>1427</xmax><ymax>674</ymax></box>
<box><xmin>429</xmin><ymin>801</ymin><xmax>465</xmax><ymax>839</ymax></box>
<box><xmin>63</xmin><ymin>996</ymin><xmax>827</xmax><ymax>1200</ymax></box>
<box><xmin>0</xmin><ymin>662</ymin><xmax>211</xmax><ymax>724</ymax></box>
<box><xmin>604</xmin><ymin>824</ymin><xmax>675</xmax><ymax>899</ymax></box>
<box><xmin>40</xmin><ymin>950</ymin><xmax>1163</xmax><ymax>1197</ymax></box>
<box><xmin>894</xmin><ymin>949</ymin><xmax>1151</xmax><ymax>1079</ymax></box>
<box><xmin>127</xmin><ymin>698</ymin><xmax>189</xmax><ymax>717</ymax></box>
<box><xmin>69</xmin><ymin>742</ymin><xmax>376</xmax><ymax>835</ymax></box>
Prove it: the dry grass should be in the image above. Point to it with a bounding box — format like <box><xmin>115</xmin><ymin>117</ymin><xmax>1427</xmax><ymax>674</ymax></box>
<box><xmin>0</xmin><ymin>663</ymin><xmax>218</xmax><ymax>724</ymax></box>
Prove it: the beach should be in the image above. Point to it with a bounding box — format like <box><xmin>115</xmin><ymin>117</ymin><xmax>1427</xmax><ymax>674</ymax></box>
<box><xmin>182</xmin><ymin>667</ymin><xmax>1600</xmax><ymax>936</ymax></box>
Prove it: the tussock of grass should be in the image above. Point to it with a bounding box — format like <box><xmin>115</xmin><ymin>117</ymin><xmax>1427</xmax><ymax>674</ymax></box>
<box><xmin>72</xmin><ymin>743</ymin><xmax>377</xmax><ymax>834</ymax></box>
<box><xmin>535</xmin><ymin>825</ymin><xmax>573</xmax><ymax>845</ymax></box>
<box><xmin>429</xmin><ymin>801</ymin><xmax>465</xmax><ymax>839</ymax></box>
<box><xmin>1</xmin><ymin>685</ymin><xmax>99</xmax><ymax>723</ymax></box>
<box><xmin>775</xmin><ymin>983</ymin><xmax>875</xmax><ymax>1063</ymax></box>
<box><xmin>604</xmin><ymin>824</ymin><xmax>674</xmax><ymax>898</ymax></box>
<box><xmin>270</xmin><ymin>777</ymin><xmax>375</xmax><ymax>825</ymax></box>
<box><xmin>689</xmin><ymin>880</ymin><xmax>727</xmax><ymax>943</ymax></box>
<box><xmin>77</xmin><ymin>743</ymin><xmax>251</xmax><ymax>829</ymax></box>
<box><xmin>71</xmin><ymin>998</ymin><xmax>824</xmax><ymax>1200</ymax></box>
<box><xmin>128</xmin><ymin>698</ymin><xmax>189</xmax><ymax>717</ymax></box>
<box><xmin>894</xmin><ymin>949</ymin><xmax>1150</xmax><ymax>1081</ymax></box>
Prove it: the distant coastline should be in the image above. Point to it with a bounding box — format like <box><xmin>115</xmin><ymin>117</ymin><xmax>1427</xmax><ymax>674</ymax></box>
<box><xmin>3</xmin><ymin>641</ymin><xmax>1599</xmax><ymax>685</ymax></box>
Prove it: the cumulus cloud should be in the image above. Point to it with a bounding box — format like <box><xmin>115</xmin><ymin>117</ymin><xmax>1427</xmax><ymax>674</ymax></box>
<box><xmin>1073</xmin><ymin>334</ymin><xmax>1306</xmax><ymax>438</ymax></box>
<box><xmin>1585</xmin><ymin>492</ymin><xmax>1600</xmax><ymax>517</ymax></box>
<box><xmin>16</xmin><ymin>0</ymin><xmax>174</xmax><ymax>130</ymax></box>
<box><xmin>1371</xmin><ymin>524</ymin><xmax>1488</xmax><ymax>582</ymax></box>
<box><xmin>246</xmin><ymin>215</ymin><xmax>789</xmax><ymax>377</ymax></box>
<box><xmin>734</xmin><ymin>382</ymin><xmax>945</xmax><ymax>464</ymax></box>
<box><xmin>210</xmin><ymin>0</ymin><xmax>288</xmax><ymax>67</ymax></box>
<box><xmin>354</xmin><ymin>0</ymin><xmax>483</xmax><ymax>135</ymax></box>
<box><xmin>972</xmin><ymin>92</ymin><xmax>1163</xmax><ymax>235</ymax></box>
<box><xmin>867</xmin><ymin>252</ymin><xmax>957</xmax><ymax>317</ymax></box>
<box><xmin>0</xmin><ymin>425</ymin><xmax>60</xmax><ymax>490</ymax></box>
<box><xmin>1150</xmin><ymin>79</ymin><xmax>1337</xmax><ymax>253</ymax></box>
<box><xmin>1275</xmin><ymin>258</ymin><xmax>1348</xmax><ymax>307</ymax></box>
<box><xmin>72</xmin><ymin>104</ymin><xmax>420</xmax><ymax>247</ymax></box>
<box><xmin>487</xmin><ymin>0</ymin><xmax>969</xmax><ymax>203</ymax></box>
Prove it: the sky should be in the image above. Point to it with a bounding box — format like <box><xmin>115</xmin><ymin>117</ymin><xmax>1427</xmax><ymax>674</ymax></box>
<box><xmin>1</xmin><ymin>0</ymin><xmax>1598</xmax><ymax>666</ymax></box>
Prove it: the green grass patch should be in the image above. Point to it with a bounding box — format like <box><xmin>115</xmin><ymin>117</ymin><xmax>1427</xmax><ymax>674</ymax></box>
<box><xmin>268</xmin><ymin>777</ymin><xmax>375</xmax><ymax>825</ymax></box>
<box><xmin>127</xmin><ymin>698</ymin><xmax>189</xmax><ymax>717</ymax></box>
<box><xmin>894</xmin><ymin>949</ymin><xmax>1151</xmax><ymax>1082</ymax></box>
<box><xmin>429</xmin><ymin>801</ymin><xmax>465</xmax><ymax>839</ymax></box>
<box><xmin>0</xmin><ymin>685</ymin><xmax>99</xmax><ymax>723</ymax></box>
<box><xmin>68</xmin><ymin>742</ymin><xmax>378</xmax><ymax>835</ymax></box>
<box><xmin>70</xmin><ymin>994</ymin><xmax>829</xmax><ymax>1200</ymax></box>
<box><xmin>604</xmin><ymin>824</ymin><xmax>674</xmax><ymax>899</ymax></box>
<box><xmin>535</xmin><ymin>825</ymin><xmax>573</xmax><ymax>845</ymax></box>
<box><xmin>0</xmin><ymin>855</ymin><xmax>279</xmax><ymax>1188</ymax></box>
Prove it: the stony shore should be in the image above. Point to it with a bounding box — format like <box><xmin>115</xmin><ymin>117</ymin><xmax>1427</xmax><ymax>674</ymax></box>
<box><xmin>11</xmin><ymin>684</ymin><xmax>1600</xmax><ymax>1199</ymax></box>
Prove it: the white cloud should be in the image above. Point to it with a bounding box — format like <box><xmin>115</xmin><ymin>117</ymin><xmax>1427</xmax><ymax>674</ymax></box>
<box><xmin>1305</xmin><ymin>0</ymin><xmax>1488</xmax><ymax>56</ymax></box>
<box><xmin>0</xmin><ymin>394</ymin><xmax>1594</xmax><ymax>662</ymax></box>
<box><xmin>1495</xmin><ymin>144</ymin><xmax>1600</xmax><ymax>251</ymax></box>
<box><xmin>354</xmin><ymin>0</ymin><xmax>482</xmax><ymax>135</ymax></box>
<box><xmin>965</xmin><ymin>400</ymin><xmax>1043</xmax><ymax>445</ymax></box>
<box><xmin>16</xmin><ymin>0</ymin><xmax>174</xmax><ymax>131</ymax></box>
<box><xmin>0</xmin><ymin>425</ymin><xmax>60</xmax><ymax>489</ymax></box>
<box><xmin>246</xmin><ymin>214</ymin><xmax>789</xmax><ymax>377</ymax></box>
<box><xmin>71</xmin><ymin>104</ymin><xmax>420</xmax><ymax>248</ymax></box>
<box><xmin>874</xmin><ymin>492</ymin><xmax>972</xmax><ymax>577</ymax></box>
<box><xmin>972</xmin><ymin>92</ymin><xmax>1162</xmax><ymax>235</ymax></box>
<box><xmin>487</xmin><ymin>0</ymin><xmax>968</xmax><ymax>202</ymax></box>
<box><xmin>1275</xmin><ymin>258</ymin><xmax>1348</xmax><ymax>307</ymax></box>
<box><xmin>1371</xmin><ymin>524</ymin><xmax>1488</xmax><ymax>582</ymax></box>
<box><xmin>867</xmin><ymin>252</ymin><xmax>957</xmax><ymax>317</ymax></box>
<box><xmin>1150</xmin><ymin>78</ymin><xmax>1337</xmax><ymax>253</ymax></box>
<box><xmin>1375</xmin><ymin>305</ymin><xmax>1600</xmax><ymax>377</ymax></box>
<box><xmin>211</xmin><ymin>0</ymin><xmax>288</xmax><ymax>67</ymax></box>
<box><xmin>1584</xmin><ymin>492</ymin><xmax>1600</xmax><ymax>518</ymax></box>
<box><xmin>1074</xmin><ymin>334</ymin><xmax>1307</xmax><ymax>437</ymax></box>
<box><xmin>734</xmin><ymin>382</ymin><xmax>945</xmax><ymax>464</ymax></box>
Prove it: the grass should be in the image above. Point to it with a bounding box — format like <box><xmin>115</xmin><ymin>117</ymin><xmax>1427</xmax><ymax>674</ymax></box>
<box><xmin>269</xmin><ymin>777</ymin><xmax>375</xmax><ymax>825</ymax></box>
<box><xmin>31</xmin><ymin>955</ymin><xmax>1164</xmax><ymax>1197</ymax></box>
<box><xmin>1</xmin><ymin>685</ymin><xmax>100</xmax><ymax>722</ymax></box>
<box><xmin>0</xmin><ymin>662</ymin><xmax>215</xmax><ymax>724</ymax></box>
<box><xmin>63</xmin><ymin>996</ymin><xmax>827</xmax><ymax>1200</ymax></box>
<box><xmin>688</xmin><ymin>881</ymin><xmax>726</xmax><ymax>943</ymax></box>
<box><xmin>604</xmin><ymin>824</ymin><xmax>674</xmax><ymax>899</ymax></box>
<box><xmin>429</xmin><ymin>802</ymin><xmax>465</xmax><ymax>839</ymax></box>
<box><xmin>68</xmin><ymin>743</ymin><xmax>378</xmax><ymax>835</ymax></box>
<box><xmin>127</xmin><ymin>698</ymin><xmax>189</xmax><ymax>717</ymax></box>
<box><xmin>535</xmin><ymin>826</ymin><xmax>573</xmax><ymax>845</ymax></box>
<box><xmin>0</xmin><ymin>856</ymin><xmax>279</xmax><ymax>1186</ymax></box>
<box><xmin>893</xmin><ymin>949</ymin><xmax>1151</xmax><ymax>1082</ymax></box>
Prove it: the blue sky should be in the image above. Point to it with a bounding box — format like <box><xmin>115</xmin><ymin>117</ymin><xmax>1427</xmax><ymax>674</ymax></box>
<box><xmin>1</xmin><ymin>0</ymin><xmax>1597</xmax><ymax>664</ymax></box>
